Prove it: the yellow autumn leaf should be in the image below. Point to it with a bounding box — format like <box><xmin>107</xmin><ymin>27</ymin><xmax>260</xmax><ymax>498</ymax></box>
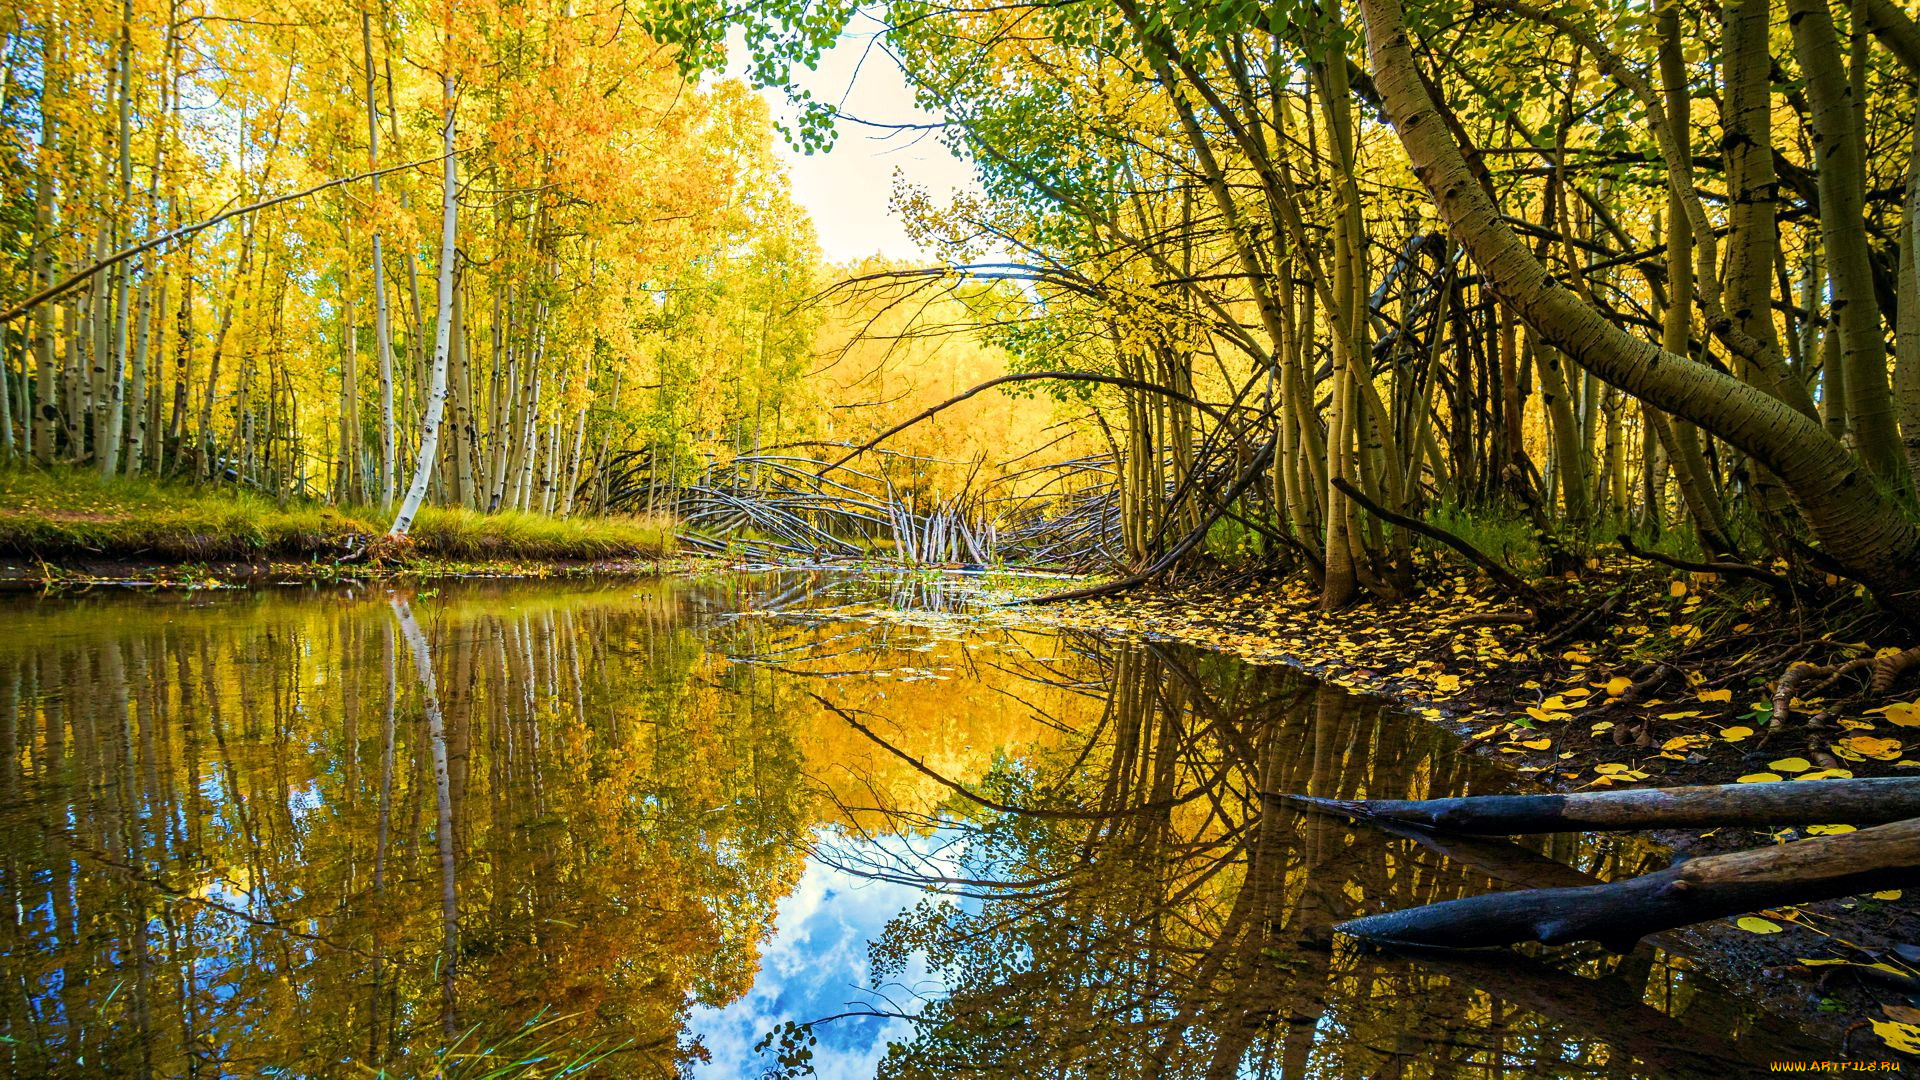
<box><xmin>1872</xmin><ymin>1020</ymin><xmax>1920</xmax><ymax>1055</ymax></box>
<box><xmin>1605</xmin><ymin>676</ymin><xmax>1632</xmax><ymax>696</ymax></box>
<box><xmin>1805</xmin><ymin>824</ymin><xmax>1856</xmax><ymax>835</ymax></box>
<box><xmin>1519</xmin><ymin>737</ymin><xmax>1551</xmax><ymax>750</ymax></box>
<box><xmin>1768</xmin><ymin>757</ymin><xmax>1812</xmax><ymax>773</ymax></box>
<box><xmin>1735</xmin><ymin>916</ymin><xmax>1783</xmax><ymax>933</ymax></box>
<box><xmin>1434</xmin><ymin>673</ymin><xmax>1461</xmax><ymax>692</ymax></box>
<box><xmin>1737</xmin><ymin>772</ymin><xmax>1784</xmax><ymax>783</ymax></box>
<box><xmin>1718</xmin><ymin>726</ymin><xmax>1754</xmax><ymax>741</ymax></box>
<box><xmin>1793</xmin><ymin>768</ymin><xmax>1856</xmax><ymax>781</ymax></box>
<box><xmin>1842</xmin><ymin>735</ymin><xmax>1903</xmax><ymax>761</ymax></box>
<box><xmin>1886</xmin><ymin>702</ymin><xmax>1920</xmax><ymax>728</ymax></box>
<box><xmin>1696</xmin><ymin>688</ymin><xmax>1732</xmax><ymax>703</ymax></box>
<box><xmin>1668</xmin><ymin>579</ymin><xmax>1687</xmax><ymax>597</ymax></box>
<box><xmin>1874</xmin><ymin>890</ymin><xmax>1904</xmax><ymax>900</ymax></box>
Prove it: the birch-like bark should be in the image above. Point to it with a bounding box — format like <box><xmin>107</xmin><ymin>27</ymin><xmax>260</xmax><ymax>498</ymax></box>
<box><xmin>388</xmin><ymin>72</ymin><xmax>458</xmax><ymax>539</ymax></box>
<box><xmin>1358</xmin><ymin>0</ymin><xmax>1920</xmax><ymax>615</ymax></box>
<box><xmin>448</xmin><ymin>285</ymin><xmax>475</xmax><ymax>507</ymax></box>
<box><xmin>364</xmin><ymin>9</ymin><xmax>396</xmax><ymax>510</ymax></box>
<box><xmin>1898</xmin><ymin>84</ymin><xmax>1920</xmax><ymax>487</ymax></box>
<box><xmin>1656</xmin><ymin>19</ymin><xmax>1735</xmax><ymax>551</ymax></box>
<box><xmin>1787</xmin><ymin>0</ymin><xmax>1908</xmax><ymax>486</ymax></box>
<box><xmin>29</xmin><ymin>31</ymin><xmax>58</xmax><ymax>465</ymax></box>
<box><xmin>338</xmin><ymin>247</ymin><xmax>360</xmax><ymax>503</ymax></box>
<box><xmin>100</xmin><ymin>0</ymin><xmax>135</xmax><ymax>476</ymax></box>
<box><xmin>391</xmin><ymin>596</ymin><xmax>459</xmax><ymax>1035</ymax></box>
<box><xmin>125</xmin><ymin>273</ymin><xmax>153</xmax><ymax>475</ymax></box>
<box><xmin>1722</xmin><ymin>0</ymin><xmax>1812</xmax><ymax>414</ymax></box>
<box><xmin>0</xmin><ymin>324</ymin><xmax>12</xmax><ymax>462</ymax></box>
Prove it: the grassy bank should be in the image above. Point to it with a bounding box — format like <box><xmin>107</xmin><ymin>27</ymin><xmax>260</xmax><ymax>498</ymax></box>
<box><xmin>0</xmin><ymin>469</ymin><xmax>674</xmax><ymax>565</ymax></box>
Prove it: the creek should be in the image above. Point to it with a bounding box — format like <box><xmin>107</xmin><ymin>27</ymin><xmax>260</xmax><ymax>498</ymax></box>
<box><xmin>0</xmin><ymin>572</ymin><xmax>1818</xmax><ymax>1076</ymax></box>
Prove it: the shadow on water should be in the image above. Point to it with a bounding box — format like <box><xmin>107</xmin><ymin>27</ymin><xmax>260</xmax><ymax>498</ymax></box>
<box><xmin>0</xmin><ymin>572</ymin><xmax>1822</xmax><ymax>1076</ymax></box>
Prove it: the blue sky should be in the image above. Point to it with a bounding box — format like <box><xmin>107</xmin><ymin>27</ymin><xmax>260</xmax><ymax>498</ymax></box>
<box><xmin>686</xmin><ymin>846</ymin><xmax>936</xmax><ymax>1078</ymax></box>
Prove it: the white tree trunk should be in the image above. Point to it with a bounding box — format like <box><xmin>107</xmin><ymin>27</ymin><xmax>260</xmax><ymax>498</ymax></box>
<box><xmin>388</xmin><ymin>74</ymin><xmax>458</xmax><ymax>538</ymax></box>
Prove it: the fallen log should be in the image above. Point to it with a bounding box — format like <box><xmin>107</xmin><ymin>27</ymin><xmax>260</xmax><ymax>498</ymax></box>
<box><xmin>1337</xmin><ymin>815</ymin><xmax>1920</xmax><ymax>950</ymax></box>
<box><xmin>1281</xmin><ymin>775</ymin><xmax>1920</xmax><ymax>833</ymax></box>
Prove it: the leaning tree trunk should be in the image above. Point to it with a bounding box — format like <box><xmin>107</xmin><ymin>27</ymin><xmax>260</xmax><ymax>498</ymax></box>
<box><xmin>388</xmin><ymin>71</ymin><xmax>458</xmax><ymax>539</ymax></box>
<box><xmin>1357</xmin><ymin>0</ymin><xmax>1920</xmax><ymax>619</ymax></box>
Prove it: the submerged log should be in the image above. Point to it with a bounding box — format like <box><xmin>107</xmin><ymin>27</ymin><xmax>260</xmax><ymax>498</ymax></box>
<box><xmin>1380</xmin><ymin>944</ymin><xmax>1809</xmax><ymax>1076</ymax></box>
<box><xmin>1283</xmin><ymin>776</ymin><xmax>1920</xmax><ymax>833</ymax></box>
<box><xmin>1338</xmin><ymin>816</ymin><xmax>1920</xmax><ymax>950</ymax></box>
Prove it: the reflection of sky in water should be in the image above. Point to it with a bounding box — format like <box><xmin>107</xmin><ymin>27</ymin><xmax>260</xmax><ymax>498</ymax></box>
<box><xmin>689</xmin><ymin>834</ymin><xmax>947</xmax><ymax>1078</ymax></box>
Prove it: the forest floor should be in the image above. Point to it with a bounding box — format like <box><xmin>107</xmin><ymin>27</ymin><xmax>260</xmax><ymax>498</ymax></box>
<box><xmin>991</xmin><ymin>556</ymin><xmax>1920</xmax><ymax>1064</ymax></box>
<box><xmin>0</xmin><ymin>468</ymin><xmax>675</xmax><ymax>578</ymax></box>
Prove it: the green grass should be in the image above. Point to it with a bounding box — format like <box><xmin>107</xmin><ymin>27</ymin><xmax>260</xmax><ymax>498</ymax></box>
<box><xmin>1425</xmin><ymin>503</ymin><xmax>1546</xmax><ymax>577</ymax></box>
<box><xmin>0</xmin><ymin>468</ymin><xmax>674</xmax><ymax>563</ymax></box>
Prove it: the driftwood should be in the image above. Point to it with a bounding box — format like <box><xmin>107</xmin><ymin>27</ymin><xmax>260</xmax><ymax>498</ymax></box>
<box><xmin>1337</xmin><ymin>815</ymin><xmax>1920</xmax><ymax>950</ymax></box>
<box><xmin>1284</xmin><ymin>776</ymin><xmax>1920</xmax><ymax>833</ymax></box>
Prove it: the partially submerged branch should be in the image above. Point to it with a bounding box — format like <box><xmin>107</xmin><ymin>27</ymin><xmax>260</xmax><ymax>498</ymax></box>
<box><xmin>1338</xmin><ymin>815</ymin><xmax>1920</xmax><ymax>950</ymax></box>
<box><xmin>1284</xmin><ymin>776</ymin><xmax>1920</xmax><ymax>834</ymax></box>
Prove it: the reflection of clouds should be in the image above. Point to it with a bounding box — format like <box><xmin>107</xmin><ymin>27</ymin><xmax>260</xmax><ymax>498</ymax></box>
<box><xmin>688</xmin><ymin>835</ymin><xmax>945</xmax><ymax>1078</ymax></box>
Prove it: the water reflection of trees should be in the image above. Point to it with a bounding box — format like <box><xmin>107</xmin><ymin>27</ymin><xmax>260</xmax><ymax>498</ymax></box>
<box><xmin>0</xmin><ymin>579</ymin><xmax>1819</xmax><ymax>1078</ymax></box>
<box><xmin>0</xmin><ymin>584</ymin><xmax>814</xmax><ymax>1077</ymax></box>
<box><xmin>814</xmin><ymin>635</ymin><xmax>1789</xmax><ymax>1080</ymax></box>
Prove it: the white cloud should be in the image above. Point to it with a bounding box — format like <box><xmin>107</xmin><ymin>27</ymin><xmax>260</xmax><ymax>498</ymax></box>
<box><xmin>686</xmin><ymin>851</ymin><xmax>931</xmax><ymax>1078</ymax></box>
<box><xmin>724</xmin><ymin>14</ymin><xmax>980</xmax><ymax>267</ymax></box>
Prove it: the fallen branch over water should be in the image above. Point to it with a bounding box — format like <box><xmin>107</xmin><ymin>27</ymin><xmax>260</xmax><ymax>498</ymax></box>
<box><xmin>1283</xmin><ymin>776</ymin><xmax>1920</xmax><ymax>833</ymax></box>
<box><xmin>1337</xmin><ymin>815</ymin><xmax>1920</xmax><ymax>950</ymax></box>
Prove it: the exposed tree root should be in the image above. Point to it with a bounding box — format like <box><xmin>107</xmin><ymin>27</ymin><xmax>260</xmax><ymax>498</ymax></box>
<box><xmin>1770</xmin><ymin>644</ymin><xmax>1920</xmax><ymax>733</ymax></box>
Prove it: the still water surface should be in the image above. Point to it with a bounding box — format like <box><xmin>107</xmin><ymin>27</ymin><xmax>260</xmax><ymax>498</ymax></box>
<box><xmin>0</xmin><ymin>573</ymin><xmax>1818</xmax><ymax>1076</ymax></box>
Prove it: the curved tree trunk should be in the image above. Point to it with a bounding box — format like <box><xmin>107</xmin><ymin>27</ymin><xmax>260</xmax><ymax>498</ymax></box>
<box><xmin>1358</xmin><ymin>0</ymin><xmax>1920</xmax><ymax>619</ymax></box>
